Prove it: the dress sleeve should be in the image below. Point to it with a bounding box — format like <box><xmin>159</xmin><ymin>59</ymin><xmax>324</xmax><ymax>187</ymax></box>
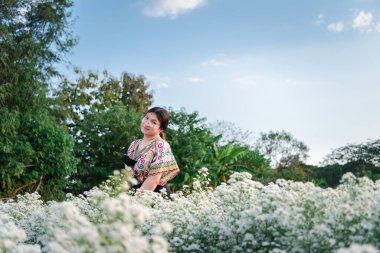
<box><xmin>127</xmin><ymin>140</ymin><xmax>137</xmax><ymax>158</ymax></box>
<box><xmin>148</xmin><ymin>140</ymin><xmax>180</xmax><ymax>186</ymax></box>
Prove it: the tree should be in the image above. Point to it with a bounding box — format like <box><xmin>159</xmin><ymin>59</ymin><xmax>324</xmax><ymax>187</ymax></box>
<box><xmin>208</xmin><ymin>120</ymin><xmax>253</xmax><ymax>146</ymax></box>
<box><xmin>323</xmin><ymin>139</ymin><xmax>380</xmax><ymax>167</ymax></box>
<box><xmin>120</xmin><ymin>72</ymin><xmax>153</xmax><ymax>112</ymax></box>
<box><xmin>0</xmin><ymin>0</ymin><xmax>78</xmax><ymax>200</ymax></box>
<box><xmin>67</xmin><ymin>104</ymin><xmax>142</xmax><ymax>194</ymax></box>
<box><xmin>237</xmin><ymin>147</ymin><xmax>272</xmax><ymax>182</ymax></box>
<box><xmin>165</xmin><ymin>108</ymin><xmax>215</xmax><ymax>190</ymax></box>
<box><xmin>1</xmin><ymin>0</ymin><xmax>77</xmax><ymax>108</ymax></box>
<box><xmin>255</xmin><ymin>130</ymin><xmax>309</xmax><ymax>168</ymax></box>
<box><xmin>201</xmin><ymin>141</ymin><xmax>248</xmax><ymax>186</ymax></box>
<box><xmin>310</xmin><ymin>161</ymin><xmax>379</xmax><ymax>188</ymax></box>
<box><xmin>276</xmin><ymin>165</ymin><xmax>309</xmax><ymax>182</ymax></box>
<box><xmin>313</xmin><ymin>139</ymin><xmax>380</xmax><ymax>186</ymax></box>
<box><xmin>52</xmin><ymin>70</ymin><xmax>155</xmax><ymax>193</ymax></box>
<box><xmin>201</xmin><ymin>142</ymin><xmax>271</xmax><ymax>187</ymax></box>
<box><xmin>52</xmin><ymin>70</ymin><xmax>154</xmax><ymax>125</ymax></box>
<box><xmin>165</xmin><ymin>108</ymin><xmax>271</xmax><ymax>190</ymax></box>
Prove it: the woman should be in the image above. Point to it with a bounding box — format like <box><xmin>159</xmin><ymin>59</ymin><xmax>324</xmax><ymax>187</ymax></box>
<box><xmin>123</xmin><ymin>107</ymin><xmax>179</xmax><ymax>198</ymax></box>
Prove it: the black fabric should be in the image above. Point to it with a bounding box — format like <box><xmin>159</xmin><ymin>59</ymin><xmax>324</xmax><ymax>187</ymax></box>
<box><xmin>123</xmin><ymin>154</ymin><xmax>137</xmax><ymax>167</ymax></box>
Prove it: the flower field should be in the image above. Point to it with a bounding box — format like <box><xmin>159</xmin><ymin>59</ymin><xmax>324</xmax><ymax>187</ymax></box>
<box><xmin>1</xmin><ymin>168</ymin><xmax>380</xmax><ymax>253</ymax></box>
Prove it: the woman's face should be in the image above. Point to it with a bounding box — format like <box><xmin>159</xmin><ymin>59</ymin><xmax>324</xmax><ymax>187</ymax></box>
<box><xmin>141</xmin><ymin>112</ymin><xmax>162</xmax><ymax>137</ymax></box>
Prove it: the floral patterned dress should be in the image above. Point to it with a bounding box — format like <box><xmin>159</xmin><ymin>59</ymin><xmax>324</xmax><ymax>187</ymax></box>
<box><xmin>127</xmin><ymin>139</ymin><xmax>180</xmax><ymax>186</ymax></box>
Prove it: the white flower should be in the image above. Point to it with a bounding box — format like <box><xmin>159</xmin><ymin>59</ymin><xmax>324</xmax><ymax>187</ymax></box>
<box><xmin>2</xmin><ymin>171</ymin><xmax>380</xmax><ymax>252</ymax></box>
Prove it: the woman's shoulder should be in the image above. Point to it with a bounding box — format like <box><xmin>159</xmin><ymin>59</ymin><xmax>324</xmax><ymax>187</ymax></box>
<box><xmin>154</xmin><ymin>138</ymin><xmax>172</xmax><ymax>150</ymax></box>
<box><xmin>132</xmin><ymin>138</ymin><xmax>142</xmax><ymax>144</ymax></box>
<box><xmin>128</xmin><ymin>139</ymin><xmax>141</xmax><ymax>149</ymax></box>
<box><xmin>155</xmin><ymin>138</ymin><xmax>169</xmax><ymax>145</ymax></box>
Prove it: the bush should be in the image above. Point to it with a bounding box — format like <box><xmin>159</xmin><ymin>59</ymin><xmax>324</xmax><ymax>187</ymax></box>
<box><xmin>1</xmin><ymin>170</ymin><xmax>380</xmax><ymax>252</ymax></box>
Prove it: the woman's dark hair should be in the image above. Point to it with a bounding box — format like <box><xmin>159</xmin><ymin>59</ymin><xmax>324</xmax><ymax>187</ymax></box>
<box><xmin>146</xmin><ymin>107</ymin><xmax>169</xmax><ymax>140</ymax></box>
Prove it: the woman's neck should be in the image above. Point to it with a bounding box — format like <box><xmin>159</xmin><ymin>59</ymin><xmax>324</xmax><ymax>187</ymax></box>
<box><xmin>143</xmin><ymin>134</ymin><xmax>160</xmax><ymax>142</ymax></box>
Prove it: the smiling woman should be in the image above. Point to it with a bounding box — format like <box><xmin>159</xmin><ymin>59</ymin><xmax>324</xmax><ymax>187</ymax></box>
<box><xmin>123</xmin><ymin>107</ymin><xmax>180</xmax><ymax>199</ymax></box>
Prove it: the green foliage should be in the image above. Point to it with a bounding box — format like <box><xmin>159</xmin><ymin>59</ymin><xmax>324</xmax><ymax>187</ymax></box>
<box><xmin>276</xmin><ymin>166</ymin><xmax>308</xmax><ymax>182</ymax></box>
<box><xmin>255</xmin><ymin>130</ymin><xmax>309</xmax><ymax>168</ymax></box>
<box><xmin>0</xmin><ymin>0</ymin><xmax>77</xmax><ymax>105</ymax></box>
<box><xmin>120</xmin><ymin>72</ymin><xmax>153</xmax><ymax>112</ymax></box>
<box><xmin>4</xmin><ymin>0</ymin><xmax>379</xmax><ymax>199</ymax></box>
<box><xmin>67</xmin><ymin>104</ymin><xmax>142</xmax><ymax>194</ymax></box>
<box><xmin>203</xmin><ymin>142</ymin><xmax>248</xmax><ymax>185</ymax></box>
<box><xmin>51</xmin><ymin>69</ymin><xmax>100</xmax><ymax>126</ymax></box>
<box><xmin>202</xmin><ymin>143</ymin><xmax>270</xmax><ymax>187</ymax></box>
<box><xmin>165</xmin><ymin>108</ymin><xmax>215</xmax><ymax>190</ymax></box>
<box><xmin>310</xmin><ymin>161</ymin><xmax>380</xmax><ymax>188</ymax></box>
<box><xmin>310</xmin><ymin>140</ymin><xmax>380</xmax><ymax>187</ymax></box>
<box><xmin>52</xmin><ymin>70</ymin><xmax>154</xmax><ymax>125</ymax></box>
<box><xmin>0</xmin><ymin>109</ymin><xmax>78</xmax><ymax>200</ymax></box>
<box><xmin>323</xmin><ymin>139</ymin><xmax>380</xmax><ymax>167</ymax></box>
<box><xmin>0</xmin><ymin>0</ymin><xmax>78</xmax><ymax>200</ymax></box>
<box><xmin>165</xmin><ymin>108</ymin><xmax>271</xmax><ymax>190</ymax></box>
<box><xmin>51</xmin><ymin>69</ymin><xmax>155</xmax><ymax>194</ymax></box>
<box><xmin>237</xmin><ymin>147</ymin><xmax>273</xmax><ymax>182</ymax></box>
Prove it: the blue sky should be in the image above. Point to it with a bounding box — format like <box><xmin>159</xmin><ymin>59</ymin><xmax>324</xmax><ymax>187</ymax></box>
<box><xmin>59</xmin><ymin>0</ymin><xmax>380</xmax><ymax>165</ymax></box>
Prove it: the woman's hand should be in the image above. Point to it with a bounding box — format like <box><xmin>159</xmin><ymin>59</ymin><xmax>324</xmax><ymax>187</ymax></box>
<box><xmin>141</xmin><ymin>174</ymin><xmax>162</xmax><ymax>191</ymax></box>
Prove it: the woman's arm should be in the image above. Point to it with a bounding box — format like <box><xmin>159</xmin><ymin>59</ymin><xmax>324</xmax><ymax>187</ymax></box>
<box><xmin>141</xmin><ymin>173</ymin><xmax>162</xmax><ymax>191</ymax></box>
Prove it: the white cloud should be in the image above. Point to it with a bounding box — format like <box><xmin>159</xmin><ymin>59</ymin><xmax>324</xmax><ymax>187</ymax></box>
<box><xmin>155</xmin><ymin>83</ymin><xmax>169</xmax><ymax>88</ymax></box>
<box><xmin>201</xmin><ymin>59</ymin><xmax>228</xmax><ymax>66</ymax></box>
<box><xmin>376</xmin><ymin>22</ymin><xmax>380</xmax><ymax>32</ymax></box>
<box><xmin>141</xmin><ymin>0</ymin><xmax>206</xmax><ymax>19</ymax></box>
<box><xmin>188</xmin><ymin>77</ymin><xmax>204</xmax><ymax>83</ymax></box>
<box><xmin>327</xmin><ymin>22</ymin><xmax>345</xmax><ymax>32</ymax></box>
<box><xmin>284</xmin><ymin>79</ymin><xmax>300</xmax><ymax>86</ymax></box>
<box><xmin>232</xmin><ymin>76</ymin><xmax>258</xmax><ymax>87</ymax></box>
<box><xmin>352</xmin><ymin>10</ymin><xmax>373</xmax><ymax>30</ymax></box>
<box><xmin>145</xmin><ymin>74</ymin><xmax>170</xmax><ymax>89</ymax></box>
<box><xmin>232</xmin><ymin>75</ymin><xmax>300</xmax><ymax>88</ymax></box>
<box><xmin>315</xmin><ymin>13</ymin><xmax>325</xmax><ymax>25</ymax></box>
